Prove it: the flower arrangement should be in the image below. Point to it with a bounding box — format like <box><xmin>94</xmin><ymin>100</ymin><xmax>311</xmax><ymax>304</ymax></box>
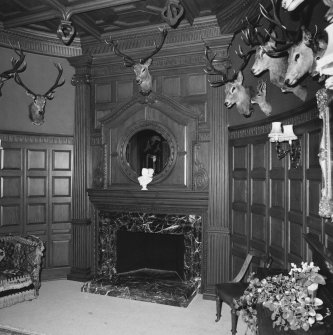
<box><xmin>234</xmin><ymin>262</ymin><xmax>331</xmax><ymax>334</ymax></box>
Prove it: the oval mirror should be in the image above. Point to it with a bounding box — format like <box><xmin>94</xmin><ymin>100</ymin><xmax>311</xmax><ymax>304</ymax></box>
<box><xmin>126</xmin><ymin>129</ymin><xmax>171</xmax><ymax>176</ymax></box>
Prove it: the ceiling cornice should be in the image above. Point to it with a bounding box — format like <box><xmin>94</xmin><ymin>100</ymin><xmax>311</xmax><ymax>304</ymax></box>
<box><xmin>0</xmin><ymin>16</ymin><xmax>231</xmax><ymax>59</ymax></box>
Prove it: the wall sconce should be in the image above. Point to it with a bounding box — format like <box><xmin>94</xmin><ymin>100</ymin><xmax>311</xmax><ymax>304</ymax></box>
<box><xmin>0</xmin><ymin>139</ymin><xmax>3</xmax><ymax>150</ymax></box>
<box><xmin>268</xmin><ymin>122</ymin><xmax>301</xmax><ymax>168</ymax></box>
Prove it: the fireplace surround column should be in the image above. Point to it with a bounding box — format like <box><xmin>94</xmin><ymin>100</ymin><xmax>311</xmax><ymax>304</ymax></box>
<box><xmin>205</xmin><ymin>70</ymin><xmax>230</xmax><ymax>298</ymax></box>
<box><xmin>67</xmin><ymin>55</ymin><xmax>93</xmax><ymax>281</ymax></box>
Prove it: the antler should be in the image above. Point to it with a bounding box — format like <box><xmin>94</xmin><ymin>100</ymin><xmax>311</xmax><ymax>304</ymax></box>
<box><xmin>0</xmin><ymin>43</ymin><xmax>27</xmax><ymax>95</ymax></box>
<box><xmin>44</xmin><ymin>63</ymin><xmax>65</xmax><ymax>99</ymax></box>
<box><xmin>104</xmin><ymin>37</ymin><xmax>136</xmax><ymax>67</ymax></box>
<box><xmin>14</xmin><ymin>70</ymin><xmax>37</xmax><ymax>98</ymax></box>
<box><xmin>203</xmin><ymin>42</ymin><xmax>252</xmax><ymax>87</ymax></box>
<box><xmin>259</xmin><ymin>0</ymin><xmax>302</xmax><ymax>57</ymax></box>
<box><xmin>140</xmin><ymin>28</ymin><xmax>168</xmax><ymax>64</ymax></box>
<box><xmin>14</xmin><ymin>63</ymin><xmax>65</xmax><ymax>99</ymax></box>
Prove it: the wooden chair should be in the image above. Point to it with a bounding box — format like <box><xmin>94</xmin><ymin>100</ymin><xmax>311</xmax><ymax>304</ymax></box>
<box><xmin>215</xmin><ymin>250</ymin><xmax>272</xmax><ymax>335</ymax></box>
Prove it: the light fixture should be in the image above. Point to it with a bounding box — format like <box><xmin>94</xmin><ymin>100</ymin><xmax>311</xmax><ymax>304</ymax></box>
<box><xmin>268</xmin><ymin>122</ymin><xmax>301</xmax><ymax>168</ymax></box>
<box><xmin>0</xmin><ymin>139</ymin><xmax>3</xmax><ymax>150</ymax></box>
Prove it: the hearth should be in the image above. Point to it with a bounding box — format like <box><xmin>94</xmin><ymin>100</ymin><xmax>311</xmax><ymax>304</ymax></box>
<box><xmin>81</xmin><ymin>212</ymin><xmax>202</xmax><ymax>307</ymax></box>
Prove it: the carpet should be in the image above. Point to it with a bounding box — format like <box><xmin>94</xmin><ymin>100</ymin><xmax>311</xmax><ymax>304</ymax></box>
<box><xmin>0</xmin><ymin>326</ymin><xmax>44</xmax><ymax>335</ymax></box>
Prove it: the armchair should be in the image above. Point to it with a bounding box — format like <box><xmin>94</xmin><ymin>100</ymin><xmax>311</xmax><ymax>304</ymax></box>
<box><xmin>0</xmin><ymin>235</ymin><xmax>44</xmax><ymax>308</ymax></box>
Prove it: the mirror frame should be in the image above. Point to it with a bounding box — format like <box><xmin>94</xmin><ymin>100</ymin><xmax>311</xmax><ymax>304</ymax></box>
<box><xmin>316</xmin><ymin>88</ymin><xmax>333</xmax><ymax>221</ymax></box>
<box><xmin>118</xmin><ymin>120</ymin><xmax>178</xmax><ymax>184</ymax></box>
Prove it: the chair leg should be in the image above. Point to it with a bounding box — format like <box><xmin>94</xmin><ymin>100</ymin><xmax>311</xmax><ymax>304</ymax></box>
<box><xmin>215</xmin><ymin>295</ymin><xmax>222</xmax><ymax>322</ymax></box>
<box><xmin>231</xmin><ymin>307</ymin><xmax>239</xmax><ymax>335</ymax></box>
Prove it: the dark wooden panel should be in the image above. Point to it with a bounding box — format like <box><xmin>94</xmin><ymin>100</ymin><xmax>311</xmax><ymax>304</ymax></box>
<box><xmin>232</xmin><ymin>210</ymin><xmax>247</xmax><ymax>235</ymax></box>
<box><xmin>252</xmin><ymin>180</ymin><xmax>266</xmax><ymax>205</ymax></box>
<box><xmin>251</xmin><ymin>213</ymin><xmax>265</xmax><ymax>241</ymax></box>
<box><xmin>308</xmin><ymin>129</ymin><xmax>321</xmax><ymax>169</ymax></box>
<box><xmin>27</xmin><ymin>149</ymin><xmax>47</xmax><ymax>170</ymax></box>
<box><xmin>270</xmin><ymin>179</ymin><xmax>285</xmax><ymax>208</ymax></box>
<box><xmin>162</xmin><ymin>76</ymin><xmax>181</xmax><ymax>96</ymax></box>
<box><xmin>308</xmin><ymin>180</ymin><xmax>322</xmax><ymax>216</ymax></box>
<box><xmin>252</xmin><ymin>142</ymin><xmax>266</xmax><ymax>169</ymax></box>
<box><xmin>233</xmin><ymin>145</ymin><xmax>248</xmax><ymax>169</ymax></box>
<box><xmin>51</xmin><ymin>238</ymin><xmax>71</xmax><ymax>267</ymax></box>
<box><xmin>1</xmin><ymin>148</ymin><xmax>22</xmax><ymax>170</ymax></box>
<box><xmin>27</xmin><ymin>203</ymin><xmax>46</xmax><ymax>225</ymax></box>
<box><xmin>52</xmin><ymin>150</ymin><xmax>72</xmax><ymax>170</ymax></box>
<box><xmin>289</xmin><ymin>220</ymin><xmax>303</xmax><ymax>260</ymax></box>
<box><xmin>0</xmin><ymin>204</ymin><xmax>21</xmax><ymax>226</ymax></box>
<box><xmin>52</xmin><ymin>177</ymin><xmax>71</xmax><ymax>197</ymax></box>
<box><xmin>289</xmin><ymin>179</ymin><xmax>303</xmax><ymax>213</ymax></box>
<box><xmin>269</xmin><ymin>217</ymin><xmax>284</xmax><ymax>249</ymax></box>
<box><xmin>1</xmin><ymin>176</ymin><xmax>21</xmax><ymax>198</ymax></box>
<box><xmin>187</xmin><ymin>74</ymin><xmax>206</xmax><ymax>95</ymax></box>
<box><xmin>27</xmin><ymin>177</ymin><xmax>46</xmax><ymax>197</ymax></box>
<box><xmin>233</xmin><ymin>179</ymin><xmax>248</xmax><ymax>202</ymax></box>
<box><xmin>52</xmin><ymin>203</ymin><xmax>71</xmax><ymax>223</ymax></box>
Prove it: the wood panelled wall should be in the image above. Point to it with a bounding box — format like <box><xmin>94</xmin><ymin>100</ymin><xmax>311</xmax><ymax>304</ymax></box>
<box><xmin>0</xmin><ymin>133</ymin><xmax>73</xmax><ymax>280</ymax></box>
<box><xmin>228</xmin><ymin>101</ymin><xmax>329</xmax><ymax>276</ymax></box>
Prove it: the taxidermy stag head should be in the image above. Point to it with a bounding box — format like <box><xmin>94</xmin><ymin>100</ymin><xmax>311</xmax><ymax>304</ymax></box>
<box><xmin>105</xmin><ymin>28</ymin><xmax>168</xmax><ymax>95</ymax></box>
<box><xmin>0</xmin><ymin>45</ymin><xmax>26</xmax><ymax>96</ymax></box>
<box><xmin>260</xmin><ymin>0</ymin><xmax>327</xmax><ymax>87</ymax></box>
<box><xmin>284</xmin><ymin>27</ymin><xmax>327</xmax><ymax>86</ymax></box>
<box><xmin>251</xmin><ymin>80</ymin><xmax>272</xmax><ymax>116</ymax></box>
<box><xmin>14</xmin><ymin>63</ymin><xmax>65</xmax><ymax>126</ymax></box>
<box><xmin>203</xmin><ymin>43</ymin><xmax>254</xmax><ymax>117</ymax></box>
<box><xmin>239</xmin><ymin>14</ymin><xmax>307</xmax><ymax>101</ymax></box>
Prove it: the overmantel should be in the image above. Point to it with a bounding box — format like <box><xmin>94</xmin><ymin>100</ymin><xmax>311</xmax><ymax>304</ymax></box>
<box><xmin>87</xmin><ymin>188</ymin><xmax>208</xmax><ymax>214</ymax></box>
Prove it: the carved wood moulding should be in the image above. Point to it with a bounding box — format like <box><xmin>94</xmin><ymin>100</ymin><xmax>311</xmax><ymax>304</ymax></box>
<box><xmin>0</xmin><ymin>132</ymin><xmax>73</xmax><ymax>145</ymax></box>
<box><xmin>229</xmin><ymin>99</ymin><xmax>319</xmax><ymax>140</ymax></box>
<box><xmin>0</xmin><ymin>28</ymin><xmax>82</xmax><ymax>58</ymax></box>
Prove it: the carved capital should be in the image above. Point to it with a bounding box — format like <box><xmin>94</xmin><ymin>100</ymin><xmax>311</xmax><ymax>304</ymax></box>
<box><xmin>71</xmin><ymin>74</ymin><xmax>91</xmax><ymax>86</ymax></box>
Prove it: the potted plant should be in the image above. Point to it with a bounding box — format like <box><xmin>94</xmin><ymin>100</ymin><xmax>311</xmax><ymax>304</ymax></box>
<box><xmin>234</xmin><ymin>262</ymin><xmax>331</xmax><ymax>334</ymax></box>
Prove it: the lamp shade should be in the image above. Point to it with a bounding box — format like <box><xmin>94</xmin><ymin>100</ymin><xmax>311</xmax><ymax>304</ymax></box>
<box><xmin>268</xmin><ymin>122</ymin><xmax>283</xmax><ymax>142</ymax></box>
<box><xmin>281</xmin><ymin>125</ymin><xmax>297</xmax><ymax>143</ymax></box>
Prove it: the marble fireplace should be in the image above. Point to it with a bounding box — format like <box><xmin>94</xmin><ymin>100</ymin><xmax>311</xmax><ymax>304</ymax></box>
<box><xmin>82</xmin><ymin>211</ymin><xmax>202</xmax><ymax>307</ymax></box>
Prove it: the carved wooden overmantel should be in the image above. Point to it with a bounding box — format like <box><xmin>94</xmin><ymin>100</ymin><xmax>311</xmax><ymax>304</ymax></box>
<box><xmin>99</xmin><ymin>92</ymin><xmax>200</xmax><ymax>189</ymax></box>
<box><xmin>46</xmin><ymin>16</ymin><xmax>232</xmax><ymax>295</ymax></box>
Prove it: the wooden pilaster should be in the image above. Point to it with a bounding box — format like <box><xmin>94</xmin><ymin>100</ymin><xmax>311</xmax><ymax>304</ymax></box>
<box><xmin>67</xmin><ymin>55</ymin><xmax>93</xmax><ymax>281</ymax></box>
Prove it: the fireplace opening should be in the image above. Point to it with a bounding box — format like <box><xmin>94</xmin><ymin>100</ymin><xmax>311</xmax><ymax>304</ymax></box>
<box><xmin>82</xmin><ymin>212</ymin><xmax>202</xmax><ymax>307</ymax></box>
<box><xmin>116</xmin><ymin>230</ymin><xmax>185</xmax><ymax>280</ymax></box>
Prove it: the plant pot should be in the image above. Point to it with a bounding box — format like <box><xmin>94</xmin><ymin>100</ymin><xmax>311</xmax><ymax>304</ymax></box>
<box><xmin>256</xmin><ymin>303</ymin><xmax>329</xmax><ymax>335</ymax></box>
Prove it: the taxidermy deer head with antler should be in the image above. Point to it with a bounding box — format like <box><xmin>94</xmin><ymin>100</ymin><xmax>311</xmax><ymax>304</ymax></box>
<box><xmin>105</xmin><ymin>28</ymin><xmax>168</xmax><ymax>95</ymax></box>
<box><xmin>260</xmin><ymin>0</ymin><xmax>327</xmax><ymax>87</ymax></box>
<box><xmin>14</xmin><ymin>63</ymin><xmax>65</xmax><ymax>126</ymax></box>
<box><xmin>0</xmin><ymin>44</ymin><xmax>26</xmax><ymax>96</ymax></box>
<box><xmin>239</xmin><ymin>13</ymin><xmax>307</xmax><ymax>101</ymax></box>
<box><xmin>203</xmin><ymin>43</ymin><xmax>254</xmax><ymax>117</ymax></box>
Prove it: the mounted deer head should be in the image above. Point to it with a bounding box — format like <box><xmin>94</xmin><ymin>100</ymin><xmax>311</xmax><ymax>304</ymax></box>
<box><xmin>14</xmin><ymin>63</ymin><xmax>65</xmax><ymax>126</ymax></box>
<box><xmin>224</xmin><ymin>71</ymin><xmax>253</xmax><ymax>117</ymax></box>
<box><xmin>241</xmin><ymin>23</ymin><xmax>308</xmax><ymax>101</ymax></box>
<box><xmin>261</xmin><ymin>0</ymin><xmax>327</xmax><ymax>87</ymax></box>
<box><xmin>203</xmin><ymin>42</ymin><xmax>254</xmax><ymax>117</ymax></box>
<box><xmin>0</xmin><ymin>45</ymin><xmax>26</xmax><ymax>96</ymax></box>
<box><xmin>284</xmin><ymin>26</ymin><xmax>327</xmax><ymax>86</ymax></box>
<box><xmin>251</xmin><ymin>80</ymin><xmax>272</xmax><ymax>116</ymax></box>
<box><xmin>105</xmin><ymin>28</ymin><xmax>168</xmax><ymax>95</ymax></box>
